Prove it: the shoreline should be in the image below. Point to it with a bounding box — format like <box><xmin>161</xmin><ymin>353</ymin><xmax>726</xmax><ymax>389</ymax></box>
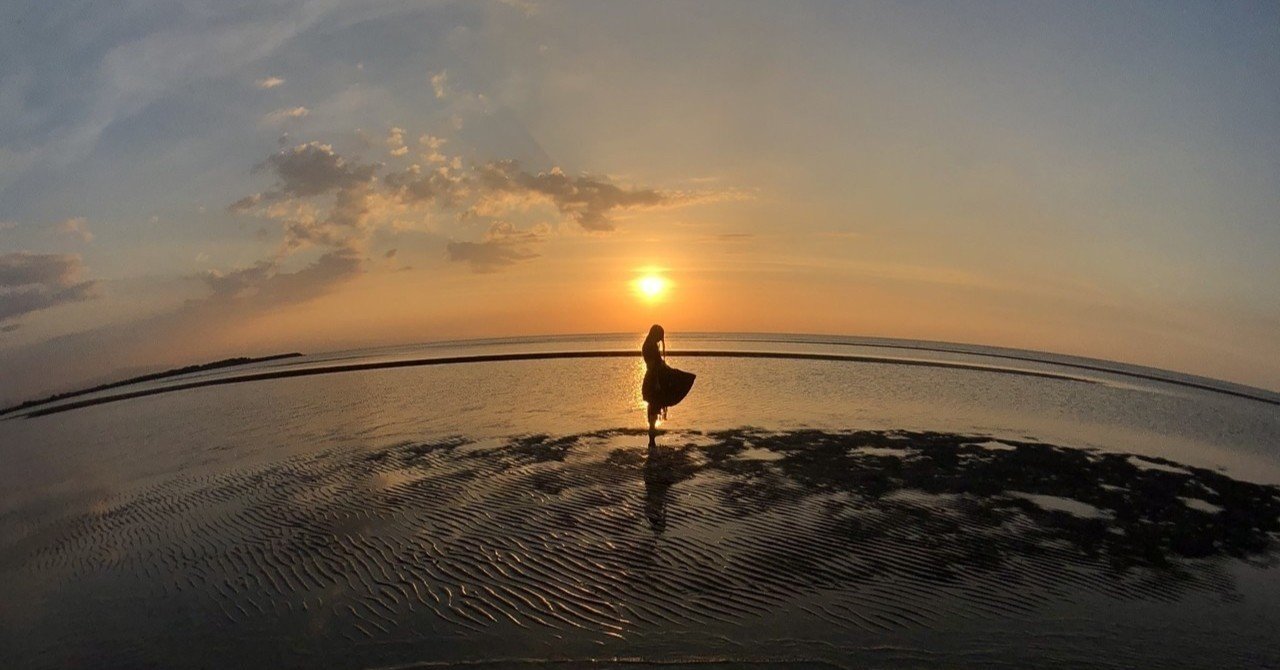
<box><xmin>0</xmin><ymin>352</ymin><xmax>303</xmax><ymax>418</ymax></box>
<box><xmin>11</xmin><ymin>347</ymin><xmax>1276</xmax><ymax>420</ymax></box>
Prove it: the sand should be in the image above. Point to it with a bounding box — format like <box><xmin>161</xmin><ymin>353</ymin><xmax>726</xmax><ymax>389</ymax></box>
<box><xmin>3</xmin><ymin>427</ymin><xmax>1277</xmax><ymax>668</ymax></box>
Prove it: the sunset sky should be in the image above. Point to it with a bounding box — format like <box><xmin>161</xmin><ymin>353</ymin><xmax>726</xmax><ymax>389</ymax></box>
<box><xmin>1</xmin><ymin>0</ymin><xmax>1278</xmax><ymax>402</ymax></box>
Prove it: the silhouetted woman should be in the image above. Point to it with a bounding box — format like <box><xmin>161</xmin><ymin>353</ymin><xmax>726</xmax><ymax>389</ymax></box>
<box><xmin>641</xmin><ymin>325</ymin><xmax>696</xmax><ymax>446</ymax></box>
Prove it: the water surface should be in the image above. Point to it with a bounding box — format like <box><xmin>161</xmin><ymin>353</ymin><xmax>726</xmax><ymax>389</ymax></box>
<box><xmin>1</xmin><ymin>334</ymin><xmax>1278</xmax><ymax>668</ymax></box>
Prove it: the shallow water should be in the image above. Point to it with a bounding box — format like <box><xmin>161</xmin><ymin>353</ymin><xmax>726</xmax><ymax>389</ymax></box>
<box><xmin>1</xmin><ymin>334</ymin><xmax>1278</xmax><ymax>668</ymax></box>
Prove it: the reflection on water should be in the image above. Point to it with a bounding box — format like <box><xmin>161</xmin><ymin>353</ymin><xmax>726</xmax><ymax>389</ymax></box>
<box><xmin>643</xmin><ymin>442</ymin><xmax>698</xmax><ymax>533</ymax></box>
<box><xmin>3</xmin><ymin>426</ymin><xmax>1277</xmax><ymax>668</ymax></box>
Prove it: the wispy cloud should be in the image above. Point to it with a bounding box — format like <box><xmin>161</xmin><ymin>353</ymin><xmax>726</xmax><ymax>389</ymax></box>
<box><xmin>255</xmin><ymin>76</ymin><xmax>286</xmax><ymax>89</ymax></box>
<box><xmin>1</xmin><ymin>3</ymin><xmax>335</xmax><ymax>179</ymax></box>
<box><xmin>471</xmin><ymin>162</ymin><xmax>683</xmax><ymax>231</ymax></box>
<box><xmin>706</xmin><ymin>232</ymin><xmax>754</xmax><ymax>243</ymax></box>
<box><xmin>201</xmin><ymin>248</ymin><xmax>362</xmax><ymax>304</ymax></box>
<box><xmin>0</xmin><ymin>252</ymin><xmax>98</xmax><ymax>325</ymax></box>
<box><xmin>446</xmin><ymin>222</ymin><xmax>546</xmax><ymax>272</ymax></box>
<box><xmin>431</xmin><ymin>70</ymin><xmax>449</xmax><ymax>99</ymax></box>
<box><xmin>262</xmin><ymin>106</ymin><xmax>310</xmax><ymax>125</ymax></box>
<box><xmin>56</xmin><ymin>217</ymin><xmax>94</xmax><ymax>243</ymax></box>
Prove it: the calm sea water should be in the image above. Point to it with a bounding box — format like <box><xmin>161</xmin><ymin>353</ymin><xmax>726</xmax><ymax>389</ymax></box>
<box><xmin>2</xmin><ymin>333</ymin><xmax>1278</xmax><ymax>668</ymax></box>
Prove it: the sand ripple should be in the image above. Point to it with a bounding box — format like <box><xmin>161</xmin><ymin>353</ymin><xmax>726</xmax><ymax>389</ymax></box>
<box><xmin>3</xmin><ymin>428</ymin><xmax>1278</xmax><ymax>667</ymax></box>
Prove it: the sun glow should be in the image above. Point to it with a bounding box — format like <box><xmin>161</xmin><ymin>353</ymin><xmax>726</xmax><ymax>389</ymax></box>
<box><xmin>634</xmin><ymin>273</ymin><xmax>669</xmax><ymax>302</ymax></box>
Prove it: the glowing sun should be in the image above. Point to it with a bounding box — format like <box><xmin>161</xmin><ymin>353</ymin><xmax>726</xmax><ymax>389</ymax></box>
<box><xmin>634</xmin><ymin>274</ymin><xmax>670</xmax><ymax>302</ymax></box>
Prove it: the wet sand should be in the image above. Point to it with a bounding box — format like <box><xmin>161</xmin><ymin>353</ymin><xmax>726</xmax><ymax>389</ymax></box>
<box><xmin>3</xmin><ymin>427</ymin><xmax>1277</xmax><ymax>668</ymax></box>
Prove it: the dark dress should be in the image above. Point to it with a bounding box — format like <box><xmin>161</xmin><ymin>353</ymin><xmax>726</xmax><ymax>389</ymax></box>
<box><xmin>642</xmin><ymin>340</ymin><xmax>696</xmax><ymax>410</ymax></box>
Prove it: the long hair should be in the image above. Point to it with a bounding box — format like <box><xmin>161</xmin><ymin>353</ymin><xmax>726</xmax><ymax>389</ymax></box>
<box><xmin>645</xmin><ymin>324</ymin><xmax>665</xmax><ymax>347</ymax></box>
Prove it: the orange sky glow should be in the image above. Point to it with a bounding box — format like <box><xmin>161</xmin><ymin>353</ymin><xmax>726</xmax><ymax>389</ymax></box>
<box><xmin>1</xmin><ymin>2</ymin><xmax>1277</xmax><ymax>403</ymax></box>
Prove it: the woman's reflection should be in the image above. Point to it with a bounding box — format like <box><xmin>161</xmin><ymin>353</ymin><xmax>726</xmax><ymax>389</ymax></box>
<box><xmin>643</xmin><ymin>442</ymin><xmax>698</xmax><ymax>534</ymax></box>
<box><xmin>643</xmin><ymin>443</ymin><xmax>671</xmax><ymax>533</ymax></box>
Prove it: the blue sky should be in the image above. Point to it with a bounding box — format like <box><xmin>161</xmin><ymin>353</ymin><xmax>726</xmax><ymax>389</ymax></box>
<box><xmin>1</xmin><ymin>0</ymin><xmax>1278</xmax><ymax>401</ymax></box>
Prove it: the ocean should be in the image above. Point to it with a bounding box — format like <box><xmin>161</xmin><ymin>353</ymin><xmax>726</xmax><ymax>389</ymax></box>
<box><xmin>2</xmin><ymin>333</ymin><xmax>1278</xmax><ymax>668</ymax></box>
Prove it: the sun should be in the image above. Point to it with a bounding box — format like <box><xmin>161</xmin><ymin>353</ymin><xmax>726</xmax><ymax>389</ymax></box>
<box><xmin>634</xmin><ymin>273</ymin><xmax>669</xmax><ymax>302</ymax></box>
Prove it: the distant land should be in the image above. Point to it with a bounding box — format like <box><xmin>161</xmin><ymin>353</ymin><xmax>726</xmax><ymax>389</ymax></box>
<box><xmin>0</xmin><ymin>353</ymin><xmax>303</xmax><ymax>417</ymax></box>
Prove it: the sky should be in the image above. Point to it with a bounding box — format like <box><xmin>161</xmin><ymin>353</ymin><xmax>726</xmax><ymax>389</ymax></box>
<box><xmin>1</xmin><ymin>0</ymin><xmax>1278</xmax><ymax>403</ymax></box>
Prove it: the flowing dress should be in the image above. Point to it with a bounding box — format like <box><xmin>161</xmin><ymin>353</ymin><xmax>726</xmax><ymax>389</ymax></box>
<box><xmin>641</xmin><ymin>340</ymin><xmax>696</xmax><ymax>410</ymax></box>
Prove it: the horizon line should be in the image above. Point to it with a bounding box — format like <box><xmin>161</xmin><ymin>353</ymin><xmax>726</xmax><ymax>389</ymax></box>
<box><xmin>6</xmin><ymin>344</ymin><xmax>1278</xmax><ymax>421</ymax></box>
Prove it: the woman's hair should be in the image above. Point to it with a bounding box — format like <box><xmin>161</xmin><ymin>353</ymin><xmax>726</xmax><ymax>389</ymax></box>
<box><xmin>646</xmin><ymin>324</ymin><xmax>665</xmax><ymax>343</ymax></box>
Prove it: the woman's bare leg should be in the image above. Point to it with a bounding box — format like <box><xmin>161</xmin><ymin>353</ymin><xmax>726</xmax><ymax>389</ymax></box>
<box><xmin>647</xmin><ymin>404</ymin><xmax>658</xmax><ymax>446</ymax></box>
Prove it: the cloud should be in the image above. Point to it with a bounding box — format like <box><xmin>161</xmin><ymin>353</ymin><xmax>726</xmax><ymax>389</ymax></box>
<box><xmin>384</xmin><ymin>163</ymin><xmax>467</xmax><ymax>208</ymax></box>
<box><xmin>418</xmin><ymin>134</ymin><xmax>448</xmax><ymax>163</ymax></box>
<box><xmin>231</xmin><ymin>141</ymin><xmax>390</xmax><ymax>259</ymax></box>
<box><xmin>0</xmin><ymin>248</ymin><xmax>360</xmax><ymax>404</ymax></box>
<box><xmin>257</xmin><ymin>141</ymin><xmax>376</xmax><ymax>198</ymax></box>
<box><xmin>0</xmin><ymin>252</ymin><xmax>98</xmax><ymax>324</ymax></box>
<box><xmin>302</xmin><ymin>182</ymin><xmax>379</xmax><ymax>247</ymax></box>
<box><xmin>262</xmin><ymin>106</ymin><xmax>310</xmax><ymax>124</ymax></box>
<box><xmin>431</xmin><ymin>70</ymin><xmax>449</xmax><ymax>99</ymax></box>
<box><xmin>228</xmin><ymin>193</ymin><xmax>263</xmax><ymax>213</ymax></box>
<box><xmin>255</xmin><ymin>76</ymin><xmax>286</xmax><ymax>89</ymax></box>
<box><xmin>201</xmin><ymin>260</ymin><xmax>273</xmax><ymax>299</ymax></box>
<box><xmin>1</xmin><ymin>252</ymin><xmax>87</xmax><ymax>289</ymax></box>
<box><xmin>202</xmin><ymin>248</ymin><xmax>362</xmax><ymax>305</ymax></box>
<box><xmin>445</xmin><ymin>240</ymin><xmax>535</xmax><ymax>272</ymax></box>
<box><xmin>387</xmin><ymin>127</ymin><xmax>405</xmax><ymax>147</ymax></box>
<box><xmin>232</xmin><ymin>139</ymin><xmax>718</xmax><ymax>276</ymax></box>
<box><xmin>0</xmin><ymin>221</ymin><xmax>16</xmax><ymax>232</ymax></box>
<box><xmin>446</xmin><ymin>221</ymin><xmax>546</xmax><ymax>272</ymax></box>
<box><xmin>0</xmin><ymin>2</ymin><xmax>335</xmax><ymax>187</ymax></box>
<box><xmin>471</xmin><ymin>161</ymin><xmax>670</xmax><ymax>231</ymax></box>
<box><xmin>386</xmin><ymin>127</ymin><xmax>408</xmax><ymax>156</ymax></box>
<box><xmin>56</xmin><ymin>217</ymin><xmax>94</xmax><ymax>243</ymax></box>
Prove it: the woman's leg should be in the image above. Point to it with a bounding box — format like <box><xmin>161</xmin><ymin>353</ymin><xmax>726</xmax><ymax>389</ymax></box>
<box><xmin>647</xmin><ymin>404</ymin><xmax>658</xmax><ymax>445</ymax></box>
